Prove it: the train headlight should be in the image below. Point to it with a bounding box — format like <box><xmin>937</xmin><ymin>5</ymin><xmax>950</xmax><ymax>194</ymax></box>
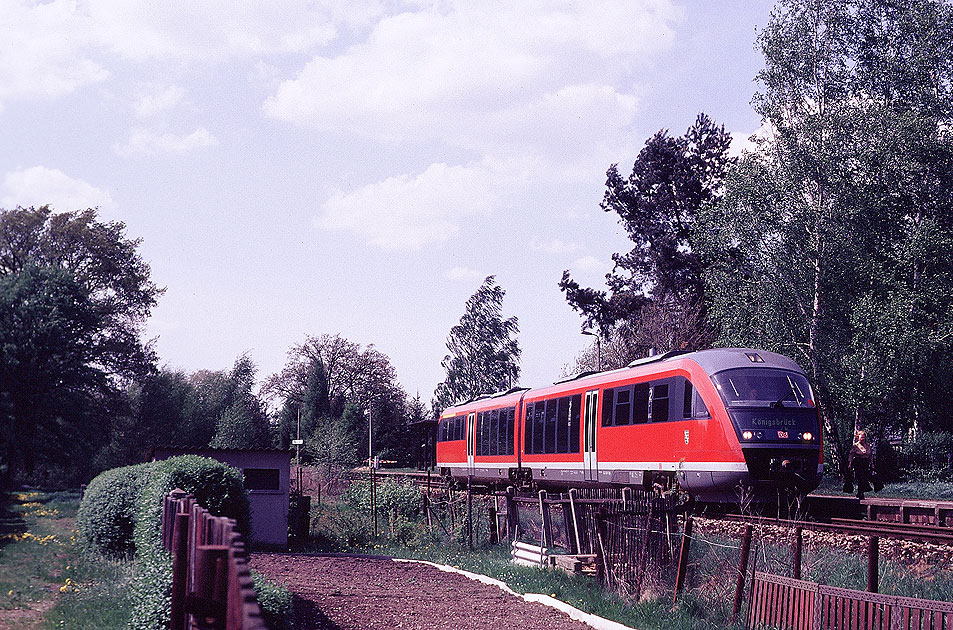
<box><xmin>742</xmin><ymin>430</ymin><xmax>754</xmax><ymax>440</ymax></box>
<box><xmin>801</xmin><ymin>432</ymin><xmax>813</xmax><ymax>442</ymax></box>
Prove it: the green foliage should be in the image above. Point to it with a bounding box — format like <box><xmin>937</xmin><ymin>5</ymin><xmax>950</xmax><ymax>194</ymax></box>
<box><xmin>129</xmin><ymin>455</ymin><xmax>250</xmax><ymax>630</ymax></box>
<box><xmin>560</xmin><ymin>113</ymin><xmax>734</xmax><ymax>355</ymax></box>
<box><xmin>0</xmin><ymin>206</ymin><xmax>162</xmax><ymax>487</ymax></box>
<box><xmin>251</xmin><ymin>570</ymin><xmax>296</xmax><ymax>630</ymax></box>
<box><xmin>76</xmin><ymin>462</ymin><xmax>157</xmax><ymax>557</ymax></box>
<box><xmin>433</xmin><ymin>276</ymin><xmax>521</xmax><ymax>412</ymax></box>
<box><xmin>264</xmin><ymin>333</ymin><xmax>412</xmax><ymax>467</ymax></box>
<box><xmin>344</xmin><ymin>478</ymin><xmax>422</xmax><ymax>520</ymax></box>
<box><xmin>696</xmin><ymin>0</ymin><xmax>953</xmax><ymax>469</ymax></box>
<box><xmin>905</xmin><ymin>431</ymin><xmax>953</xmax><ymax>479</ymax></box>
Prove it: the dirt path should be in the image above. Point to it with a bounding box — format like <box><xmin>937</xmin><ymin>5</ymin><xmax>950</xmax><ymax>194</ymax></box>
<box><xmin>251</xmin><ymin>553</ymin><xmax>600</xmax><ymax>630</ymax></box>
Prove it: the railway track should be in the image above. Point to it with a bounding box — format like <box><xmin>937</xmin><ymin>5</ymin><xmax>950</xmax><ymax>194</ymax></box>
<box><xmin>712</xmin><ymin>512</ymin><xmax>953</xmax><ymax>545</ymax></box>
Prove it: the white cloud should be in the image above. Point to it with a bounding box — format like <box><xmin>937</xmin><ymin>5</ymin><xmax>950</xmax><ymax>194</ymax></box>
<box><xmin>263</xmin><ymin>1</ymin><xmax>679</xmax><ymax>150</ymax></box>
<box><xmin>134</xmin><ymin>84</ymin><xmax>185</xmax><ymax>118</ymax></box>
<box><xmin>444</xmin><ymin>266</ymin><xmax>484</xmax><ymax>282</ymax></box>
<box><xmin>0</xmin><ymin>1</ymin><xmax>109</xmax><ymax>110</ymax></box>
<box><xmin>532</xmin><ymin>238</ymin><xmax>580</xmax><ymax>255</ymax></box>
<box><xmin>319</xmin><ymin>161</ymin><xmax>515</xmax><ymax>251</ymax></box>
<box><xmin>0</xmin><ymin>0</ymin><xmax>364</xmax><ymax>110</ymax></box>
<box><xmin>730</xmin><ymin>122</ymin><xmax>776</xmax><ymax>157</ymax></box>
<box><xmin>113</xmin><ymin>127</ymin><xmax>217</xmax><ymax>157</ymax></box>
<box><xmin>2</xmin><ymin>166</ymin><xmax>114</xmax><ymax>213</ymax></box>
<box><xmin>570</xmin><ymin>255</ymin><xmax>608</xmax><ymax>272</ymax></box>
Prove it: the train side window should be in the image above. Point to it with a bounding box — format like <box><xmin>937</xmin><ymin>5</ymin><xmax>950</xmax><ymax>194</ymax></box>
<box><xmin>544</xmin><ymin>399</ymin><xmax>558</xmax><ymax>453</ymax></box>
<box><xmin>498</xmin><ymin>408</ymin><xmax>505</xmax><ymax>454</ymax></box>
<box><xmin>683</xmin><ymin>380</ymin><xmax>693</xmax><ymax>418</ymax></box>
<box><xmin>481</xmin><ymin>411</ymin><xmax>491</xmax><ymax>455</ymax></box>
<box><xmin>569</xmin><ymin>394</ymin><xmax>581</xmax><ymax>453</ymax></box>
<box><xmin>602</xmin><ymin>388</ymin><xmax>615</xmax><ymax>426</ymax></box>
<box><xmin>633</xmin><ymin>384</ymin><xmax>649</xmax><ymax>423</ymax></box>
<box><xmin>534</xmin><ymin>402</ymin><xmax>546</xmax><ymax>454</ymax></box>
<box><xmin>524</xmin><ymin>403</ymin><xmax>534</xmax><ymax>454</ymax></box>
<box><xmin>694</xmin><ymin>389</ymin><xmax>710</xmax><ymax>419</ymax></box>
<box><xmin>438</xmin><ymin>419</ymin><xmax>446</xmax><ymax>442</ymax></box>
<box><xmin>614</xmin><ymin>387</ymin><xmax>631</xmax><ymax>425</ymax></box>
<box><xmin>651</xmin><ymin>383</ymin><xmax>670</xmax><ymax>422</ymax></box>
<box><xmin>475</xmin><ymin>413</ymin><xmax>483</xmax><ymax>455</ymax></box>
<box><xmin>556</xmin><ymin>396</ymin><xmax>570</xmax><ymax>453</ymax></box>
<box><xmin>505</xmin><ymin>407</ymin><xmax>515</xmax><ymax>455</ymax></box>
<box><xmin>455</xmin><ymin>417</ymin><xmax>464</xmax><ymax>441</ymax></box>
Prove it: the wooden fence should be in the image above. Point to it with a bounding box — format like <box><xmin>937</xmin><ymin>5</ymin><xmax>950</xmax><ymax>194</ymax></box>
<box><xmin>747</xmin><ymin>571</ymin><xmax>953</xmax><ymax>630</ymax></box>
<box><xmin>161</xmin><ymin>489</ymin><xmax>267</xmax><ymax>630</ymax></box>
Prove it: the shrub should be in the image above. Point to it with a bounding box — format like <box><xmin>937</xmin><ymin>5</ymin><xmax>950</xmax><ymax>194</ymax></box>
<box><xmin>76</xmin><ymin>462</ymin><xmax>158</xmax><ymax>557</ymax></box>
<box><xmin>129</xmin><ymin>455</ymin><xmax>251</xmax><ymax>630</ymax></box>
<box><xmin>905</xmin><ymin>431</ymin><xmax>953</xmax><ymax>480</ymax></box>
<box><xmin>252</xmin><ymin>570</ymin><xmax>295</xmax><ymax>630</ymax></box>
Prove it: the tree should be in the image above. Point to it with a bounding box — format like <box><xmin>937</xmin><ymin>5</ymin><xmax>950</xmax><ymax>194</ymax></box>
<box><xmin>0</xmin><ymin>206</ymin><xmax>162</xmax><ymax>377</ymax></box>
<box><xmin>0</xmin><ymin>206</ymin><xmax>162</xmax><ymax>485</ymax></box>
<box><xmin>0</xmin><ymin>265</ymin><xmax>110</xmax><ymax>484</ymax></box>
<box><xmin>696</xmin><ymin>0</ymin><xmax>953</xmax><ymax>471</ymax></box>
<box><xmin>264</xmin><ymin>334</ymin><xmax>409</xmax><ymax>467</ymax></box>
<box><xmin>433</xmin><ymin>276</ymin><xmax>521</xmax><ymax>413</ymax></box>
<box><xmin>559</xmin><ymin>114</ymin><xmax>733</xmax><ymax>353</ymax></box>
<box><xmin>209</xmin><ymin>354</ymin><xmax>271</xmax><ymax>449</ymax></box>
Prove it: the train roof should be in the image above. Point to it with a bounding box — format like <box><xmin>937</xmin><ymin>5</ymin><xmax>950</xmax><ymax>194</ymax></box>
<box><xmin>439</xmin><ymin>348</ymin><xmax>806</xmax><ymax>416</ymax></box>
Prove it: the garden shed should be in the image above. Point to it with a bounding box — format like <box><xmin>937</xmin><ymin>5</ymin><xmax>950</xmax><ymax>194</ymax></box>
<box><xmin>150</xmin><ymin>447</ymin><xmax>291</xmax><ymax>548</ymax></box>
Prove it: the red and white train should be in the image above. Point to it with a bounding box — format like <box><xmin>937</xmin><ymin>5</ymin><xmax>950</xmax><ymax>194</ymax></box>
<box><xmin>436</xmin><ymin>348</ymin><xmax>823</xmax><ymax>502</ymax></box>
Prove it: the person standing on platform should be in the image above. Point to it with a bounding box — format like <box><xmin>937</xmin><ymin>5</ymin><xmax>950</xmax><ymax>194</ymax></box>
<box><xmin>849</xmin><ymin>430</ymin><xmax>873</xmax><ymax>500</ymax></box>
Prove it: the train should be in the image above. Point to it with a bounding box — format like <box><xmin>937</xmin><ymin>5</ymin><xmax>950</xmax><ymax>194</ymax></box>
<box><xmin>436</xmin><ymin>347</ymin><xmax>823</xmax><ymax>502</ymax></box>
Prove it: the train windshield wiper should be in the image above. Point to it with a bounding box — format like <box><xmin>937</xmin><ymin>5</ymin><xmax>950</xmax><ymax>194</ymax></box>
<box><xmin>772</xmin><ymin>391</ymin><xmax>795</xmax><ymax>408</ymax></box>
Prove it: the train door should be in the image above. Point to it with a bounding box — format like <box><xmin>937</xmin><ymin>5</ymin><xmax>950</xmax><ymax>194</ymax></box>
<box><xmin>584</xmin><ymin>390</ymin><xmax>599</xmax><ymax>482</ymax></box>
<box><xmin>466</xmin><ymin>412</ymin><xmax>475</xmax><ymax>476</ymax></box>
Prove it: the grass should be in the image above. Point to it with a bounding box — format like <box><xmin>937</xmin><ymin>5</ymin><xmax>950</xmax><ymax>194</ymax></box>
<box><xmin>0</xmin><ymin>489</ymin><xmax>135</xmax><ymax>630</ymax></box>
<box><xmin>813</xmin><ymin>470</ymin><xmax>953</xmax><ymax>500</ymax></box>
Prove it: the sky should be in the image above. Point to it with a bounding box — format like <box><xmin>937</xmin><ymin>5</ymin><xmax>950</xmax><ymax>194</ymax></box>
<box><xmin>1</xmin><ymin>0</ymin><xmax>776</xmax><ymax>406</ymax></box>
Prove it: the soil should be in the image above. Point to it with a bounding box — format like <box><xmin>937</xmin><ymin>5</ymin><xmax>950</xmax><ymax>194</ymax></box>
<box><xmin>250</xmin><ymin>553</ymin><xmax>599</xmax><ymax>630</ymax></box>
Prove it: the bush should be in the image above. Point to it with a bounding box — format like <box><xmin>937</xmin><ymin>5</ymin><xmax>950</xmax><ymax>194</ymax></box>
<box><xmin>76</xmin><ymin>462</ymin><xmax>158</xmax><ymax>557</ymax></box>
<box><xmin>905</xmin><ymin>431</ymin><xmax>953</xmax><ymax>480</ymax></box>
<box><xmin>129</xmin><ymin>455</ymin><xmax>251</xmax><ymax>630</ymax></box>
<box><xmin>78</xmin><ymin>456</ymin><xmax>252</xmax><ymax>630</ymax></box>
<box><xmin>252</xmin><ymin>570</ymin><xmax>295</xmax><ymax>630</ymax></box>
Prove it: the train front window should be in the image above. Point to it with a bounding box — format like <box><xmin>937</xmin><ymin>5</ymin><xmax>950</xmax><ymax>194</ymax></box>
<box><xmin>711</xmin><ymin>368</ymin><xmax>814</xmax><ymax>409</ymax></box>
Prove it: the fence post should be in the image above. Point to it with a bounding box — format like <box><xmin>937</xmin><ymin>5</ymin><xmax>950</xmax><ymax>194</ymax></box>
<box><xmin>488</xmin><ymin>502</ymin><xmax>499</xmax><ymax>544</ymax></box>
<box><xmin>189</xmin><ymin>544</ymin><xmax>229</xmax><ymax>629</ymax></box>
<box><xmin>539</xmin><ymin>490</ymin><xmax>552</xmax><ymax>550</ymax></box>
<box><xmin>506</xmin><ymin>487</ymin><xmax>518</xmax><ymax>541</ymax></box>
<box><xmin>568</xmin><ymin>488</ymin><xmax>583</xmax><ymax>554</ymax></box>
<box><xmin>793</xmin><ymin>526</ymin><xmax>803</xmax><ymax>580</ymax></box>
<box><xmin>561</xmin><ymin>496</ymin><xmax>577</xmax><ymax>554</ymax></box>
<box><xmin>673</xmin><ymin>515</ymin><xmax>693</xmax><ymax>603</ymax></box>
<box><xmin>634</xmin><ymin>496</ymin><xmax>654</xmax><ymax>600</ymax></box>
<box><xmin>731</xmin><ymin>524</ymin><xmax>753</xmax><ymax>623</ymax></box>
<box><xmin>867</xmin><ymin>536</ymin><xmax>879</xmax><ymax>593</ymax></box>
<box><xmin>170</xmin><ymin>510</ymin><xmax>191</xmax><ymax>630</ymax></box>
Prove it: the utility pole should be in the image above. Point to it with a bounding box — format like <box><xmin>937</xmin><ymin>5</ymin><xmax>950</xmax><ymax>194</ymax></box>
<box><xmin>368</xmin><ymin>402</ymin><xmax>377</xmax><ymax>537</ymax></box>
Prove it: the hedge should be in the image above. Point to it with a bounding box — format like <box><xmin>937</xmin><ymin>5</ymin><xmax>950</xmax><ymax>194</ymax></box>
<box><xmin>79</xmin><ymin>456</ymin><xmax>292</xmax><ymax>630</ymax></box>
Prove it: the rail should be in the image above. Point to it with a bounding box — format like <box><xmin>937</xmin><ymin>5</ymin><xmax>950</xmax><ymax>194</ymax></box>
<box><xmin>747</xmin><ymin>571</ymin><xmax>953</xmax><ymax>630</ymax></box>
<box><xmin>161</xmin><ymin>489</ymin><xmax>267</xmax><ymax>630</ymax></box>
<box><xmin>717</xmin><ymin>513</ymin><xmax>953</xmax><ymax>546</ymax></box>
